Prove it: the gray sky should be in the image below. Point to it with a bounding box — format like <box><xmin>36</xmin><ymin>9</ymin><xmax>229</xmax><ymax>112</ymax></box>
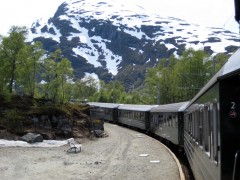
<box><xmin>0</xmin><ymin>0</ymin><xmax>238</xmax><ymax>36</ymax></box>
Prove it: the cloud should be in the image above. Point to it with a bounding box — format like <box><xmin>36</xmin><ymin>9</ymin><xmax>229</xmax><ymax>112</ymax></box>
<box><xmin>0</xmin><ymin>0</ymin><xmax>65</xmax><ymax>35</ymax></box>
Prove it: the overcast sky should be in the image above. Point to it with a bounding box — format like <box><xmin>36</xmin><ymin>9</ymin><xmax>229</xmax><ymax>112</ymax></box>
<box><xmin>0</xmin><ymin>0</ymin><xmax>239</xmax><ymax>36</ymax></box>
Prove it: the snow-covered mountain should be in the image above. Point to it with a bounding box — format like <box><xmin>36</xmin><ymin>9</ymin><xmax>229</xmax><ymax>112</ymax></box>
<box><xmin>27</xmin><ymin>0</ymin><xmax>240</xmax><ymax>90</ymax></box>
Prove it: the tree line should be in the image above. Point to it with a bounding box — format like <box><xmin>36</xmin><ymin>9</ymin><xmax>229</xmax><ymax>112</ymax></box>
<box><xmin>0</xmin><ymin>26</ymin><xmax>229</xmax><ymax>104</ymax></box>
<box><xmin>0</xmin><ymin>26</ymin><xmax>73</xmax><ymax>103</ymax></box>
<box><xmin>84</xmin><ymin>48</ymin><xmax>228</xmax><ymax>105</ymax></box>
<box><xmin>144</xmin><ymin>49</ymin><xmax>228</xmax><ymax>104</ymax></box>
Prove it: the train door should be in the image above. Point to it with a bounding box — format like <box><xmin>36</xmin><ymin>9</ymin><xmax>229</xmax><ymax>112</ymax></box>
<box><xmin>178</xmin><ymin>112</ymin><xmax>184</xmax><ymax>146</ymax></box>
<box><xmin>219</xmin><ymin>73</ymin><xmax>240</xmax><ymax>180</ymax></box>
<box><xmin>113</xmin><ymin>108</ymin><xmax>118</xmax><ymax>123</ymax></box>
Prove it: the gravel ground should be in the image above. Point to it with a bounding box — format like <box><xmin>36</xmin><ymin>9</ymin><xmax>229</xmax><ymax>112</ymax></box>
<box><xmin>0</xmin><ymin>123</ymin><xmax>183</xmax><ymax>180</ymax></box>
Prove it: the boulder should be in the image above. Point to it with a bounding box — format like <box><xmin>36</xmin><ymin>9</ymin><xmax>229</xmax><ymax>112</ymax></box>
<box><xmin>19</xmin><ymin>133</ymin><xmax>43</xmax><ymax>143</ymax></box>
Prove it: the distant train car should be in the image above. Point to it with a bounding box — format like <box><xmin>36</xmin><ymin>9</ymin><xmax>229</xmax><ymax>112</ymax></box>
<box><xmin>87</xmin><ymin>102</ymin><xmax>121</xmax><ymax>123</ymax></box>
<box><xmin>117</xmin><ymin>104</ymin><xmax>157</xmax><ymax>131</ymax></box>
<box><xmin>184</xmin><ymin>49</ymin><xmax>240</xmax><ymax>180</ymax></box>
<box><xmin>150</xmin><ymin>102</ymin><xmax>189</xmax><ymax>146</ymax></box>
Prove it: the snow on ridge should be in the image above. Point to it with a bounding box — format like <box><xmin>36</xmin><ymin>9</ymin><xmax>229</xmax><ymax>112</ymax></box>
<box><xmin>70</xmin><ymin>26</ymin><xmax>121</xmax><ymax>75</ymax></box>
<box><xmin>27</xmin><ymin>0</ymin><xmax>240</xmax><ymax>73</ymax></box>
<box><xmin>27</xmin><ymin>21</ymin><xmax>61</xmax><ymax>43</ymax></box>
<box><xmin>29</xmin><ymin>0</ymin><xmax>239</xmax><ymax>53</ymax></box>
<box><xmin>123</xmin><ymin>29</ymin><xmax>146</xmax><ymax>40</ymax></box>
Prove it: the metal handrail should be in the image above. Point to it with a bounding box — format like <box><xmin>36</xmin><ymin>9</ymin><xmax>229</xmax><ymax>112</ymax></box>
<box><xmin>232</xmin><ymin>150</ymin><xmax>240</xmax><ymax>180</ymax></box>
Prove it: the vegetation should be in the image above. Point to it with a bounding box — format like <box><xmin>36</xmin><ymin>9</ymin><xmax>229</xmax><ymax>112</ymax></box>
<box><xmin>0</xmin><ymin>26</ymin><xmax>73</xmax><ymax>103</ymax></box>
<box><xmin>0</xmin><ymin>26</ymin><xmax>88</xmax><ymax>137</ymax></box>
<box><xmin>0</xmin><ymin>25</ymin><xmax>230</xmax><ymax>138</ymax></box>
<box><xmin>144</xmin><ymin>49</ymin><xmax>229</xmax><ymax>104</ymax></box>
<box><xmin>87</xmin><ymin>49</ymin><xmax>228</xmax><ymax>105</ymax></box>
<box><xmin>0</xmin><ymin>26</ymin><xmax>229</xmax><ymax>106</ymax></box>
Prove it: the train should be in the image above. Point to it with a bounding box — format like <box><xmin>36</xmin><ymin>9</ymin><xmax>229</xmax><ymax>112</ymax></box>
<box><xmin>87</xmin><ymin>48</ymin><xmax>240</xmax><ymax>180</ymax></box>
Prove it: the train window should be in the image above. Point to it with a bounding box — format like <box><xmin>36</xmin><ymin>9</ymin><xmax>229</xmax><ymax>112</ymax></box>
<box><xmin>188</xmin><ymin>115</ymin><xmax>191</xmax><ymax>134</ymax></box>
<box><xmin>187</xmin><ymin>114</ymin><xmax>190</xmax><ymax>133</ymax></box>
<box><xmin>187</xmin><ymin>114</ymin><xmax>191</xmax><ymax>134</ymax></box>
<box><xmin>212</xmin><ymin>101</ymin><xmax>219</xmax><ymax>163</ymax></box>
<box><xmin>203</xmin><ymin>105</ymin><xmax>210</xmax><ymax>156</ymax></box>
<box><xmin>164</xmin><ymin>115</ymin><xmax>167</xmax><ymax>126</ymax></box>
<box><xmin>140</xmin><ymin>112</ymin><xmax>142</xmax><ymax>121</ymax></box>
<box><xmin>168</xmin><ymin>116</ymin><xmax>170</xmax><ymax>127</ymax></box>
<box><xmin>159</xmin><ymin>115</ymin><xmax>163</xmax><ymax>127</ymax></box>
<box><xmin>155</xmin><ymin>114</ymin><xmax>157</xmax><ymax>124</ymax></box>
<box><xmin>194</xmin><ymin>110</ymin><xmax>199</xmax><ymax>143</ymax></box>
<box><xmin>152</xmin><ymin>114</ymin><xmax>155</xmax><ymax>124</ymax></box>
<box><xmin>158</xmin><ymin>114</ymin><xmax>161</xmax><ymax>124</ymax></box>
<box><xmin>199</xmin><ymin>107</ymin><xmax>203</xmax><ymax>147</ymax></box>
<box><xmin>166</xmin><ymin>116</ymin><xmax>168</xmax><ymax>126</ymax></box>
<box><xmin>169</xmin><ymin>116</ymin><xmax>172</xmax><ymax>127</ymax></box>
<box><xmin>184</xmin><ymin>114</ymin><xmax>188</xmax><ymax>132</ymax></box>
<box><xmin>154</xmin><ymin>114</ymin><xmax>157</xmax><ymax>124</ymax></box>
<box><xmin>105</xmin><ymin>108</ymin><xmax>111</xmax><ymax>116</ymax></box>
<box><xmin>175</xmin><ymin>116</ymin><xmax>178</xmax><ymax>128</ymax></box>
<box><xmin>188</xmin><ymin>114</ymin><xmax>190</xmax><ymax>133</ymax></box>
<box><xmin>190</xmin><ymin>114</ymin><xmax>193</xmax><ymax>136</ymax></box>
<box><xmin>172</xmin><ymin>115</ymin><xmax>176</xmax><ymax>128</ymax></box>
<box><xmin>192</xmin><ymin>113</ymin><xmax>195</xmax><ymax>139</ymax></box>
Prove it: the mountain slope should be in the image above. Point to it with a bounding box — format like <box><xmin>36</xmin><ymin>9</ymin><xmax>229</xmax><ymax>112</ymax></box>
<box><xmin>27</xmin><ymin>0</ymin><xmax>240</xmax><ymax>90</ymax></box>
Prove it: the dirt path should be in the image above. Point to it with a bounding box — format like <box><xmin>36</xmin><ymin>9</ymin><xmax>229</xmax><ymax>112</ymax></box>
<box><xmin>0</xmin><ymin>123</ymin><xmax>182</xmax><ymax>180</ymax></box>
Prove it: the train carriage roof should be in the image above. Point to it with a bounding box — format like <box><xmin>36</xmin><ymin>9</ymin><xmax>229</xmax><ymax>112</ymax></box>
<box><xmin>118</xmin><ymin>104</ymin><xmax>158</xmax><ymax>111</ymax></box>
<box><xmin>87</xmin><ymin>102</ymin><xmax>121</xmax><ymax>108</ymax></box>
<box><xmin>220</xmin><ymin>48</ymin><xmax>240</xmax><ymax>78</ymax></box>
<box><xmin>188</xmin><ymin>48</ymin><xmax>240</xmax><ymax>107</ymax></box>
<box><xmin>150</xmin><ymin>101</ymin><xmax>189</xmax><ymax>113</ymax></box>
